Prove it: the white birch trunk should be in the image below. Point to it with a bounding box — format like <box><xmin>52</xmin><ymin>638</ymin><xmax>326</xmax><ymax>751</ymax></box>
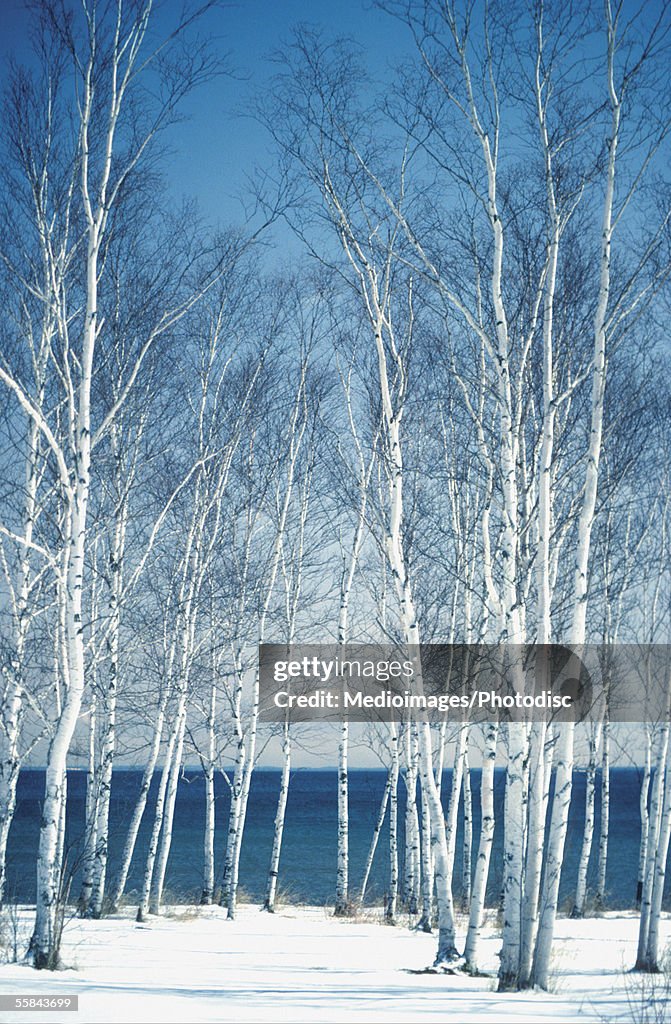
<box><xmin>136</xmin><ymin>719</ymin><xmax>179</xmax><ymax>923</ymax></box>
<box><xmin>376</xmin><ymin>307</ymin><xmax>458</xmax><ymax>961</ymax></box>
<box><xmin>201</xmin><ymin>681</ymin><xmax>217</xmax><ymax>906</ymax></box>
<box><xmin>596</xmin><ymin>719</ymin><xmax>611</xmax><ymax>909</ymax></box>
<box><xmin>636</xmin><ymin>725</ymin><xmax>652</xmax><ymax>911</ymax></box>
<box><xmin>519</xmin><ymin>719</ymin><xmax>548</xmax><ymax>986</ymax></box>
<box><xmin>445</xmin><ymin>723</ymin><xmax>468</xmax><ymax>888</ymax></box>
<box><xmin>149</xmin><ymin>697</ymin><xmax>187</xmax><ymax>914</ymax></box>
<box><xmin>418</xmin><ymin>768</ymin><xmax>434</xmax><ymax>932</ymax></box>
<box><xmin>0</xmin><ymin>676</ymin><xmax>23</xmax><ymax>907</ymax></box>
<box><xmin>148</xmin><ymin>463</ymin><xmax>205</xmax><ymax>916</ymax></box>
<box><xmin>530</xmin><ymin>12</ymin><xmax>618</xmax><ymax>989</ymax></box>
<box><xmin>78</xmin><ymin>697</ymin><xmax>98</xmax><ymax>914</ymax></box>
<box><xmin>221</xmin><ymin>649</ymin><xmax>246</xmax><ymax>907</ymax></box>
<box><xmin>499</xmin><ymin>721</ymin><xmax>528</xmax><ymax>988</ymax></box>
<box><xmin>573</xmin><ymin>727</ymin><xmax>601</xmax><ymax>918</ymax></box>
<box><xmin>321</xmin><ymin>150</ymin><xmax>458</xmax><ymax>962</ymax></box>
<box><xmin>403</xmin><ymin>728</ymin><xmax>420</xmax><ymax>914</ymax></box>
<box><xmin>227</xmin><ymin>717</ymin><xmax>257</xmax><ymax>920</ymax></box>
<box><xmin>333</xmin><ymin>402</ymin><xmax>373</xmax><ymax>915</ymax></box>
<box><xmin>109</xmin><ymin>697</ymin><xmax>166</xmax><ymax>911</ymax></box>
<box><xmin>226</xmin><ymin>369</ymin><xmax>308</xmax><ymax>921</ymax></box>
<box><xmin>518</xmin><ymin>15</ymin><xmax>562</xmax><ymax>981</ymax></box>
<box><xmin>642</xmin><ymin>736</ymin><xmax>671</xmax><ymax>971</ymax></box>
<box><xmin>359</xmin><ymin>763</ymin><xmax>392</xmax><ymax>906</ymax></box>
<box><xmin>636</xmin><ymin>719</ymin><xmax>670</xmax><ymax>969</ymax></box>
<box><xmin>31</xmin><ymin>245</ymin><xmax>94</xmax><ymax>969</ymax></box>
<box><xmin>28</xmin><ymin>2</ymin><xmax>162</xmax><ymax>960</ymax></box>
<box><xmin>264</xmin><ymin>443</ymin><xmax>311</xmax><ymax>914</ymax></box>
<box><xmin>464</xmin><ymin>723</ymin><xmax>497</xmax><ymax>972</ymax></box>
<box><xmin>462</xmin><ymin>752</ymin><xmax>473</xmax><ymax>911</ymax></box>
<box><xmin>264</xmin><ymin>725</ymin><xmax>291</xmax><ymax>912</ymax></box>
<box><xmin>88</xmin><ymin>494</ymin><xmax>126</xmax><ymax>918</ymax></box>
<box><xmin>334</xmin><ymin>719</ymin><xmax>349</xmax><ymax>915</ymax></box>
<box><xmin>386</xmin><ymin>723</ymin><xmax>400</xmax><ymax>923</ymax></box>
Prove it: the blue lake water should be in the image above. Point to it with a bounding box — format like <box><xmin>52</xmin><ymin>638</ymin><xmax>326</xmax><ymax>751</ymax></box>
<box><xmin>5</xmin><ymin>766</ymin><xmax>665</xmax><ymax>909</ymax></box>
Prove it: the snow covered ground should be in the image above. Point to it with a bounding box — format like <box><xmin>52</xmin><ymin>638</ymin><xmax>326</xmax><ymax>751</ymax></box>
<box><xmin>0</xmin><ymin>905</ymin><xmax>668</xmax><ymax>1023</ymax></box>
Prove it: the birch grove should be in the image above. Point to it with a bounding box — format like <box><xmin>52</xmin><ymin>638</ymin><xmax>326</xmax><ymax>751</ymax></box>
<box><xmin>263</xmin><ymin>0</ymin><xmax>671</xmax><ymax>988</ymax></box>
<box><xmin>0</xmin><ymin>0</ymin><xmax>249</xmax><ymax>962</ymax></box>
<box><xmin>0</xmin><ymin>0</ymin><xmax>669</xmax><ymax>996</ymax></box>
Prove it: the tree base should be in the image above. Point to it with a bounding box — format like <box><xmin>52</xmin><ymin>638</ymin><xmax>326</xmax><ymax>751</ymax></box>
<box><xmin>333</xmin><ymin>901</ymin><xmax>356</xmax><ymax>918</ymax></box>
<box><xmin>633</xmin><ymin>960</ymin><xmax>662</xmax><ymax>974</ymax></box>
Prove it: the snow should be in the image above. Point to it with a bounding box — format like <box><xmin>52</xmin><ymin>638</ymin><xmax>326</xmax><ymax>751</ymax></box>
<box><xmin>0</xmin><ymin>905</ymin><xmax>668</xmax><ymax>1023</ymax></box>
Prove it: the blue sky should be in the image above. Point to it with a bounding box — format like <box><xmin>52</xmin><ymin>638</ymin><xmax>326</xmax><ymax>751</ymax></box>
<box><xmin>0</xmin><ymin>1</ymin><xmax>412</xmax><ymax>234</ymax></box>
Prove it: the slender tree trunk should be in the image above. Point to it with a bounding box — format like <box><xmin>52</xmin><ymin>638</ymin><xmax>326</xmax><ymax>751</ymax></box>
<box><xmin>226</xmin><ymin>658</ymin><xmax>263</xmax><ymax>921</ymax></box>
<box><xmin>87</xmin><ymin>713</ymin><xmax>113</xmax><ymax>914</ymax></box>
<box><xmin>417</xmin><ymin>715</ymin><xmax>459</xmax><ymax>962</ymax></box>
<box><xmin>0</xmin><ymin>681</ymin><xmax>24</xmax><ymax>906</ymax></box>
<box><xmin>32</xmin><ymin>444</ymin><xmax>90</xmax><ymax>968</ymax></box>
<box><xmin>462</xmin><ymin>752</ymin><xmax>473</xmax><ymax>912</ymax></box>
<box><xmin>531</xmin><ymin>720</ymin><xmax>574</xmax><ymax>987</ymax></box>
<box><xmin>386</xmin><ymin>724</ymin><xmax>399</xmax><ymax>923</ymax></box>
<box><xmin>136</xmin><ymin>719</ymin><xmax>178</xmax><ymax>923</ymax></box>
<box><xmin>227</xmin><ymin>675</ymin><xmax>259</xmax><ymax>921</ymax></box>
<box><xmin>201</xmin><ymin>682</ymin><xmax>217</xmax><ymax>906</ymax></box>
<box><xmin>334</xmin><ymin>719</ymin><xmax>349</xmax><ymax>915</ymax></box>
<box><xmin>264</xmin><ymin>725</ymin><xmax>291</xmax><ymax>912</ymax></box>
<box><xmin>403</xmin><ymin>728</ymin><xmax>420</xmax><ymax>914</ymax></box>
<box><xmin>360</xmin><ymin>765</ymin><xmax>392</xmax><ymax>906</ymax></box>
<box><xmin>518</xmin><ymin>17</ymin><xmax>561</xmax><ymax>977</ymax></box>
<box><xmin>636</xmin><ymin>726</ymin><xmax>652</xmax><ymax>911</ymax></box>
<box><xmin>333</xmin><ymin>440</ymin><xmax>372</xmax><ymax>915</ymax></box>
<box><xmin>464</xmin><ymin>723</ymin><xmax>497</xmax><ymax>973</ymax></box>
<box><xmin>573</xmin><ymin>727</ymin><xmax>600</xmax><ymax>918</ymax></box>
<box><xmin>641</xmin><ymin>738</ymin><xmax>671</xmax><ymax>971</ymax></box>
<box><xmin>31</xmin><ymin>77</ymin><xmax>103</xmax><ymax>958</ymax></box>
<box><xmin>89</xmin><ymin>499</ymin><xmax>126</xmax><ymax>918</ymax></box>
<box><xmin>378</xmin><ymin>315</ymin><xmax>458</xmax><ymax>961</ymax></box>
<box><xmin>149</xmin><ymin>698</ymin><xmax>187</xmax><ymax>914</ymax></box>
<box><xmin>78</xmin><ymin>697</ymin><xmax>98</xmax><ymax>914</ymax></box>
<box><xmin>531</xmin><ymin>19</ymin><xmax>617</xmax><ymax>986</ymax></box>
<box><xmin>636</xmin><ymin>720</ymin><xmax>670</xmax><ymax>969</ymax></box>
<box><xmin>445</xmin><ymin>722</ymin><xmax>468</xmax><ymax>888</ymax></box>
<box><xmin>499</xmin><ymin>719</ymin><xmax>528</xmax><ymax>989</ymax></box>
<box><xmin>418</xmin><ymin>769</ymin><xmax>433</xmax><ymax>932</ymax></box>
<box><xmin>220</xmin><ymin>655</ymin><xmax>246</xmax><ymax>907</ymax></box>
<box><xmin>598</xmin><ymin>724</ymin><xmax>614</xmax><ymax>909</ymax></box>
<box><xmin>519</xmin><ymin>718</ymin><xmax>547</xmax><ymax>986</ymax></box>
<box><xmin>109</xmin><ymin>698</ymin><xmax>166</xmax><ymax>911</ymax></box>
<box><xmin>226</xmin><ymin>374</ymin><xmax>307</xmax><ymax>921</ymax></box>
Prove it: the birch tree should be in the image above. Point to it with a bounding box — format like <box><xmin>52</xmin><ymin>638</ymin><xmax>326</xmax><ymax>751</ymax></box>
<box><xmin>135</xmin><ymin>266</ymin><xmax>275</xmax><ymax>920</ymax></box>
<box><xmin>0</xmin><ymin>0</ymin><xmax>223</xmax><ymax>965</ymax></box>
<box><xmin>330</xmin><ymin>350</ymin><xmax>379</xmax><ymax>916</ymax></box>
<box><xmin>532</xmin><ymin>2</ymin><xmax>671</xmax><ymax>987</ymax></box>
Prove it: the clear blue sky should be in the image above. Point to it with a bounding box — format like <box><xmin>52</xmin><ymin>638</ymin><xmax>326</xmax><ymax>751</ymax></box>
<box><xmin>0</xmin><ymin>0</ymin><xmax>412</xmax><ymax>234</ymax></box>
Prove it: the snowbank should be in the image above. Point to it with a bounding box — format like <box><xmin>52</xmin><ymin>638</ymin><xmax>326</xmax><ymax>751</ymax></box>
<box><xmin>0</xmin><ymin>905</ymin><xmax>668</xmax><ymax>1023</ymax></box>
